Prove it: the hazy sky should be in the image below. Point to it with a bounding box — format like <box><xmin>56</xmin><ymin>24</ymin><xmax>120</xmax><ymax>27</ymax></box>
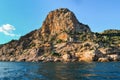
<box><xmin>0</xmin><ymin>0</ymin><xmax>120</xmax><ymax>44</ymax></box>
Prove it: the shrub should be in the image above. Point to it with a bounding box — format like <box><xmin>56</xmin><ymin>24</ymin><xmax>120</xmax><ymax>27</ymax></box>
<box><xmin>51</xmin><ymin>51</ymin><xmax>61</xmax><ymax>56</ymax></box>
<box><xmin>57</xmin><ymin>39</ymin><xmax>63</xmax><ymax>43</ymax></box>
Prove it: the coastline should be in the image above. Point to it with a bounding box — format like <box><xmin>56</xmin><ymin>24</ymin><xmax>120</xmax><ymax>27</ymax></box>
<box><xmin>0</xmin><ymin>8</ymin><xmax>120</xmax><ymax>63</ymax></box>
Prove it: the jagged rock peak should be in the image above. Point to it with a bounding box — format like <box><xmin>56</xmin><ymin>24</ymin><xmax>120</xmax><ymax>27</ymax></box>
<box><xmin>41</xmin><ymin>8</ymin><xmax>91</xmax><ymax>35</ymax></box>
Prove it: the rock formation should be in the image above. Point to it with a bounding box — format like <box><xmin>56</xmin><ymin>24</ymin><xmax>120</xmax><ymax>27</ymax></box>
<box><xmin>41</xmin><ymin>8</ymin><xmax>91</xmax><ymax>42</ymax></box>
<box><xmin>0</xmin><ymin>8</ymin><xmax>120</xmax><ymax>62</ymax></box>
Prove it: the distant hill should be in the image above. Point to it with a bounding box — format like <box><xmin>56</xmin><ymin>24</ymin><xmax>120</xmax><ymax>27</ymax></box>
<box><xmin>102</xmin><ymin>29</ymin><xmax>120</xmax><ymax>34</ymax></box>
<box><xmin>0</xmin><ymin>8</ymin><xmax>120</xmax><ymax>62</ymax></box>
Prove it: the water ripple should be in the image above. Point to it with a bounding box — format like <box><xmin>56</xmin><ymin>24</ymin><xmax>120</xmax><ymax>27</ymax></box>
<box><xmin>0</xmin><ymin>62</ymin><xmax>120</xmax><ymax>80</ymax></box>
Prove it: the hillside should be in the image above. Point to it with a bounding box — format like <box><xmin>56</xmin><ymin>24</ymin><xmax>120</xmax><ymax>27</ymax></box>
<box><xmin>0</xmin><ymin>8</ymin><xmax>120</xmax><ymax>62</ymax></box>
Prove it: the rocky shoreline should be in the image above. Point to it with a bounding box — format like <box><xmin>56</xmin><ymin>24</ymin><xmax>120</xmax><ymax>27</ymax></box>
<box><xmin>0</xmin><ymin>42</ymin><xmax>120</xmax><ymax>62</ymax></box>
<box><xmin>0</xmin><ymin>8</ymin><xmax>120</xmax><ymax>62</ymax></box>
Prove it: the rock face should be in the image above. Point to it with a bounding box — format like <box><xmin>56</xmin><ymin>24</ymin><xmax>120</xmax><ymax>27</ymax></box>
<box><xmin>41</xmin><ymin>8</ymin><xmax>91</xmax><ymax>33</ymax></box>
<box><xmin>0</xmin><ymin>8</ymin><xmax>120</xmax><ymax>62</ymax></box>
<box><xmin>41</xmin><ymin>8</ymin><xmax>91</xmax><ymax>41</ymax></box>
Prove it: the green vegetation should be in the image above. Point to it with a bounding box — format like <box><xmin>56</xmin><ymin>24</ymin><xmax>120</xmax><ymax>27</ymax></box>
<box><xmin>51</xmin><ymin>51</ymin><xmax>61</xmax><ymax>57</ymax></box>
<box><xmin>29</xmin><ymin>43</ymin><xmax>36</xmax><ymax>48</ymax></box>
<box><xmin>50</xmin><ymin>36</ymin><xmax>56</xmax><ymax>42</ymax></box>
<box><xmin>102</xmin><ymin>29</ymin><xmax>120</xmax><ymax>34</ymax></box>
<box><xmin>67</xmin><ymin>29</ymin><xmax>120</xmax><ymax>48</ymax></box>
<box><xmin>56</xmin><ymin>39</ymin><xmax>63</xmax><ymax>43</ymax></box>
<box><xmin>93</xmin><ymin>30</ymin><xmax>120</xmax><ymax>47</ymax></box>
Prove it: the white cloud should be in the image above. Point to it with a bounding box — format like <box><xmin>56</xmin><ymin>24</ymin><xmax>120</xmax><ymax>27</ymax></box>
<box><xmin>0</xmin><ymin>24</ymin><xmax>19</xmax><ymax>37</ymax></box>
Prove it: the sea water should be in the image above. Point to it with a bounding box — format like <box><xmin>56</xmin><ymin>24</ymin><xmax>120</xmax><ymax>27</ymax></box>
<box><xmin>0</xmin><ymin>62</ymin><xmax>120</xmax><ymax>80</ymax></box>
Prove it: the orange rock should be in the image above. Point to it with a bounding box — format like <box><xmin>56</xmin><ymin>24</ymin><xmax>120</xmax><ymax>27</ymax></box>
<box><xmin>98</xmin><ymin>57</ymin><xmax>109</xmax><ymax>62</ymax></box>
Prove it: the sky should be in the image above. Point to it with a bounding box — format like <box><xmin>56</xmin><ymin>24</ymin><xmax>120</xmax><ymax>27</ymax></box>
<box><xmin>0</xmin><ymin>0</ymin><xmax>120</xmax><ymax>44</ymax></box>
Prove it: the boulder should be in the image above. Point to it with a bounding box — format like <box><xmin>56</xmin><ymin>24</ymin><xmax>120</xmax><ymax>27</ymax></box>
<box><xmin>10</xmin><ymin>58</ymin><xmax>15</xmax><ymax>61</ymax></box>
<box><xmin>98</xmin><ymin>57</ymin><xmax>109</xmax><ymax>62</ymax></box>
<box><xmin>75</xmin><ymin>50</ymin><xmax>95</xmax><ymax>62</ymax></box>
<box><xmin>62</xmin><ymin>54</ymin><xmax>71</xmax><ymax>62</ymax></box>
<box><xmin>79</xmin><ymin>52</ymin><xmax>94</xmax><ymax>62</ymax></box>
<box><xmin>107</xmin><ymin>54</ymin><xmax>120</xmax><ymax>61</ymax></box>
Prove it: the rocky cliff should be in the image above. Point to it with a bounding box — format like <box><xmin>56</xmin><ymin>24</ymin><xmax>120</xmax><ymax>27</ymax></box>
<box><xmin>40</xmin><ymin>8</ymin><xmax>91</xmax><ymax>42</ymax></box>
<box><xmin>0</xmin><ymin>8</ymin><xmax>120</xmax><ymax>62</ymax></box>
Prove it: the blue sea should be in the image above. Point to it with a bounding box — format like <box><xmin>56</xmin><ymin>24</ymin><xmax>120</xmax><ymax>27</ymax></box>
<box><xmin>0</xmin><ymin>62</ymin><xmax>120</xmax><ymax>80</ymax></box>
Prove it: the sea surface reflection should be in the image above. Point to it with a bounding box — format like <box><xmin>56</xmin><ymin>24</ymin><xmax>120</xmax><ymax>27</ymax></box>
<box><xmin>0</xmin><ymin>62</ymin><xmax>120</xmax><ymax>80</ymax></box>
